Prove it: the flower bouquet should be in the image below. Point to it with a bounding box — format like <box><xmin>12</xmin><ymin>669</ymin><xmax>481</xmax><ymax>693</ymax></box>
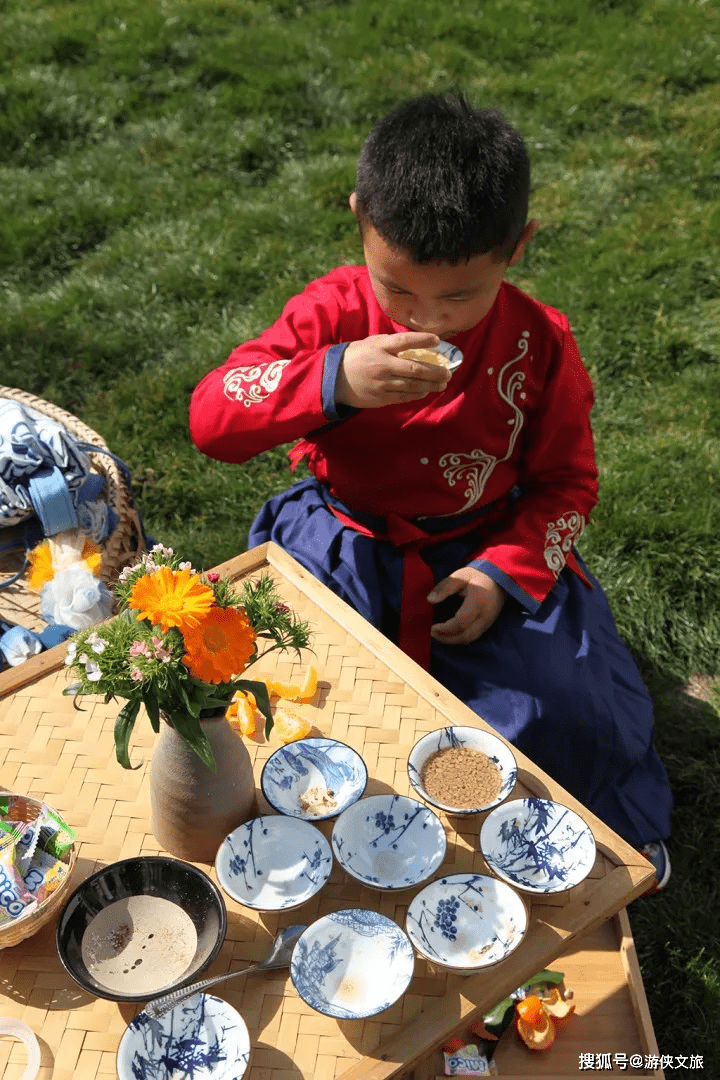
<box><xmin>63</xmin><ymin>545</ymin><xmax>311</xmax><ymax>770</ymax></box>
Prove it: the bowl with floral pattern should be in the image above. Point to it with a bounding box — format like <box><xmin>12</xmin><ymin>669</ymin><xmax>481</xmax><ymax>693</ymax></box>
<box><xmin>405</xmin><ymin>873</ymin><xmax>528</xmax><ymax>974</ymax></box>
<box><xmin>215</xmin><ymin>816</ymin><xmax>333</xmax><ymax>911</ymax></box>
<box><xmin>331</xmin><ymin>794</ymin><xmax>446</xmax><ymax>891</ymax></box>
<box><xmin>479</xmin><ymin>797</ymin><xmax>597</xmax><ymax>894</ymax></box>
<box><xmin>260</xmin><ymin>737</ymin><xmax>368</xmax><ymax>821</ymax></box>
<box><xmin>407</xmin><ymin>726</ymin><xmax>517</xmax><ymax>815</ymax></box>
<box><xmin>290</xmin><ymin>909</ymin><xmax>415</xmax><ymax>1019</ymax></box>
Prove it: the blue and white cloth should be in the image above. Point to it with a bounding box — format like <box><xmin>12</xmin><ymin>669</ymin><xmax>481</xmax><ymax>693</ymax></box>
<box><xmin>0</xmin><ymin>398</ymin><xmax>117</xmax><ymax>543</ymax></box>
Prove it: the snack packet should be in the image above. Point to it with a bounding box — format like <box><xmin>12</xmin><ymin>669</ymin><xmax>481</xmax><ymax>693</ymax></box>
<box><xmin>443</xmin><ymin>1038</ymin><xmax>496</xmax><ymax>1076</ymax></box>
<box><xmin>0</xmin><ymin>840</ymin><xmax>37</xmax><ymax>924</ymax></box>
<box><xmin>38</xmin><ymin>805</ymin><xmax>76</xmax><ymax>859</ymax></box>
<box><xmin>23</xmin><ymin>848</ymin><xmax>69</xmax><ymax>904</ymax></box>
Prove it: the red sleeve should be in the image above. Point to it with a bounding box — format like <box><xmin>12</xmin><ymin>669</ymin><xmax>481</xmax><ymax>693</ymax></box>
<box><xmin>189</xmin><ymin>273</ymin><xmax>356</xmax><ymax>463</ymax></box>
<box><xmin>469</xmin><ymin>327</ymin><xmax>598</xmax><ymax>606</ymax></box>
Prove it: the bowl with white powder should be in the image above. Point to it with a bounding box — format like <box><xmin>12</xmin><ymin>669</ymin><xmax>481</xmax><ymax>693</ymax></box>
<box><xmin>56</xmin><ymin>855</ymin><xmax>226</xmax><ymax>1001</ymax></box>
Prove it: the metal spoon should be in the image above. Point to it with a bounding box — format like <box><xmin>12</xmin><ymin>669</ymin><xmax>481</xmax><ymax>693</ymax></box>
<box><xmin>143</xmin><ymin>923</ymin><xmax>307</xmax><ymax>1020</ymax></box>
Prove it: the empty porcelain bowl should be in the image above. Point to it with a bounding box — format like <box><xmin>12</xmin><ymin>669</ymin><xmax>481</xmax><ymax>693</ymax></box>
<box><xmin>215</xmin><ymin>815</ymin><xmax>333</xmax><ymax>911</ymax></box>
<box><xmin>480</xmin><ymin>797</ymin><xmax>597</xmax><ymax>894</ymax></box>
<box><xmin>261</xmin><ymin>737</ymin><xmax>367</xmax><ymax>821</ymax></box>
<box><xmin>290</xmin><ymin>909</ymin><xmax>415</xmax><ymax>1019</ymax></box>
<box><xmin>407</xmin><ymin>725</ymin><xmax>517</xmax><ymax>815</ymax></box>
<box><xmin>117</xmin><ymin>994</ymin><xmax>250</xmax><ymax>1080</ymax></box>
<box><xmin>331</xmin><ymin>793</ymin><xmax>446</xmax><ymax>890</ymax></box>
<box><xmin>405</xmin><ymin>872</ymin><xmax>528</xmax><ymax>974</ymax></box>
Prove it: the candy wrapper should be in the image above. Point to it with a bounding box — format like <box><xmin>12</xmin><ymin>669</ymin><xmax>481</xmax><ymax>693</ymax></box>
<box><xmin>0</xmin><ymin>797</ymin><xmax>75</xmax><ymax>923</ymax></box>
<box><xmin>23</xmin><ymin>848</ymin><xmax>69</xmax><ymax>904</ymax></box>
<box><xmin>443</xmin><ymin>1038</ymin><xmax>496</xmax><ymax>1076</ymax></box>
<box><xmin>0</xmin><ymin>839</ymin><xmax>38</xmax><ymax>924</ymax></box>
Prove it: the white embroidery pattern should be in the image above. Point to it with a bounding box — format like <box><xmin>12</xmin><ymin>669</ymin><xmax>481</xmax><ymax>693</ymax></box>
<box><xmin>544</xmin><ymin>512</ymin><xmax>586</xmax><ymax>575</ymax></box>
<box><xmin>223</xmin><ymin>360</ymin><xmax>290</xmax><ymax>407</ymax></box>
<box><xmin>439</xmin><ymin>332</ymin><xmax>529</xmax><ymax>513</ymax></box>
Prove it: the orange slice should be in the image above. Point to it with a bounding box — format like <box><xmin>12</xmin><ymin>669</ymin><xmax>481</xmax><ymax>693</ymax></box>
<box><xmin>516</xmin><ymin>1012</ymin><xmax>556</xmax><ymax>1051</ymax></box>
<box><xmin>273</xmin><ymin>707</ymin><xmax>313</xmax><ymax>743</ymax></box>
<box><xmin>270</xmin><ymin>664</ymin><xmax>318</xmax><ymax>704</ymax></box>
<box><xmin>227</xmin><ymin>692</ymin><xmax>260</xmax><ymax>738</ymax></box>
<box><xmin>515</xmin><ymin>995</ymin><xmax>546</xmax><ymax>1027</ymax></box>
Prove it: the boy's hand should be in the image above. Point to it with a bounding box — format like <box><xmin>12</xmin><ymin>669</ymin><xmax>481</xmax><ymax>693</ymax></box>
<box><xmin>336</xmin><ymin>332</ymin><xmax>450</xmax><ymax>408</ymax></box>
<box><xmin>428</xmin><ymin>568</ymin><xmax>507</xmax><ymax>645</ymax></box>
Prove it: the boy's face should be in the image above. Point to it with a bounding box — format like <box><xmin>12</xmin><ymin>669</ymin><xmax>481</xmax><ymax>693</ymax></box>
<box><xmin>351</xmin><ymin>195</ymin><xmax>536</xmax><ymax>339</ymax></box>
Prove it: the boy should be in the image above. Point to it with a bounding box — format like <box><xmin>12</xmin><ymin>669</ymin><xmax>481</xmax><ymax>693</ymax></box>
<box><xmin>190</xmin><ymin>94</ymin><xmax>672</xmax><ymax>887</ymax></box>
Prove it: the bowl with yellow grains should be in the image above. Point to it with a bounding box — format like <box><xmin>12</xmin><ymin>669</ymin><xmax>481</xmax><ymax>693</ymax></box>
<box><xmin>407</xmin><ymin>725</ymin><xmax>517</xmax><ymax>816</ymax></box>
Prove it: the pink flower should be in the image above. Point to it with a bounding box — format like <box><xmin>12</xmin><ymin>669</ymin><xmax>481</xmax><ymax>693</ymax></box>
<box><xmin>129</xmin><ymin>640</ymin><xmax>151</xmax><ymax>658</ymax></box>
<box><xmin>130</xmin><ymin>665</ymin><xmax>143</xmax><ymax>681</ymax></box>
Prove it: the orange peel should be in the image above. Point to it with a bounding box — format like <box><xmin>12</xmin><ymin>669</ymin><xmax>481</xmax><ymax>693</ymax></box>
<box><xmin>516</xmin><ymin>1012</ymin><xmax>556</xmax><ymax>1051</ymax></box>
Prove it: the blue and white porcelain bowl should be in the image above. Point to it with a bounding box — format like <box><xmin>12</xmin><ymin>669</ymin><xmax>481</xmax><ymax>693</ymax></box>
<box><xmin>215</xmin><ymin>816</ymin><xmax>333</xmax><ymax>911</ymax></box>
<box><xmin>407</xmin><ymin>726</ymin><xmax>517</xmax><ymax>815</ymax></box>
<box><xmin>117</xmin><ymin>993</ymin><xmax>250</xmax><ymax>1080</ymax></box>
<box><xmin>290</xmin><ymin>909</ymin><xmax>415</xmax><ymax>1019</ymax></box>
<box><xmin>261</xmin><ymin>737</ymin><xmax>368</xmax><ymax>821</ymax></box>
<box><xmin>400</xmin><ymin>340</ymin><xmax>463</xmax><ymax>372</ymax></box>
<box><xmin>432</xmin><ymin>340</ymin><xmax>464</xmax><ymax>371</ymax></box>
<box><xmin>480</xmin><ymin>797</ymin><xmax>597</xmax><ymax>894</ymax></box>
<box><xmin>331</xmin><ymin>794</ymin><xmax>446</xmax><ymax>891</ymax></box>
<box><xmin>405</xmin><ymin>873</ymin><xmax>528</xmax><ymax>974</ymax></box>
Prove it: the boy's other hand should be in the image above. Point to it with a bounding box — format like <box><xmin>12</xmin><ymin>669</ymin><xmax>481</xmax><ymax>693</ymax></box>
<box><xmin>428</xmin><ymin>568</ymin><xmax>506</xmax><ymax>645</ymax></box>
<box><xmin>337</xmin><ymin>332</ymin><xmax>450</xmax><ymax>408</ymax></box>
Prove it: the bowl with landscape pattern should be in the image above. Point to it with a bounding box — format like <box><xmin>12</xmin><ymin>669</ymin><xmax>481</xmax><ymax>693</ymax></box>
<box><xmin>479</xmin><ymin>797</ymin><xmax>597</xmax><ymax>894</ymax></box>
<box><xmin>290</xmin><ymin>909</ymin><xmax>415</xmax><ymax>1019</ymax></box>
<box><xmin>405</xmin><ymin>873</ymin><xmax>528</xmax><ymax>974</ymax></box>
<box><xmin>261</xmin><ymin>737</ymin><xmax>367</xmax><ymax>821</ymax></box>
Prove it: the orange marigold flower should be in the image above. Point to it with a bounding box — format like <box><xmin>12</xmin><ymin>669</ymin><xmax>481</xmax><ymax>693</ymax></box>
<box><xmin>182</xmin><ymin>605</ymin><xmax>257</xmax><ymax>683</ymax></box>
<box><xmin>130</xmin><ymin>565</ymin><xmax>214</xmax><ymax>633</ymax></box>
<box><xmin>27</xmin><ymin>541</ymin><xmax>55</xmax><ymax>592</ymax></box>
<box><xmin>81</xmin><ymin>540</ymin><xmax>103</xmax><ymax>577</ymax></box>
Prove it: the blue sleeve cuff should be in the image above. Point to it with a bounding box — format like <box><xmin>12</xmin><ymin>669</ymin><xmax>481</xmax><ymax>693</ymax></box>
<box><xmin>322</xmin><ymin>344</ymin><xmax>358</xmax><ymax>422</ymax></box>
<box><xmin>468</xmin><ymin>559</ymin><xmax>542</xmax><ymax>614</ymax></box>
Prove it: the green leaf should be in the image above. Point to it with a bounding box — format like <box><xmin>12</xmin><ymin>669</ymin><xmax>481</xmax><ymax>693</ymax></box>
<box><xmin>482</xmin><ymin>997</ymin><xmax>515</xmax><ymax>1032</ymax></box>
<box><xmin>143</xmin><ymin>686</ymin><xmax>160</xmax><ymax>733</ymax></box>
<box><xmin>237</xmin><ymin>678</ymin><xmax>274</xmax><ymax>739</ymax></box>
<box><xmin>482</xmin><ymin>969</ymin><xmax>565</xmax><ymax>1030</ymax></box>
<box><xmin>114</xmin><ymin>698</ymin><xmax>142</xmax><ymax>770</ymax></box>
<box><xmin>166</xmin><ymin>709</ymin><xmax>217</xmax><ymax>772</ymax></box>
<box><xmin>178</xmin><ymin>682</ymin><xmax>202</xmax><ymax>718</ymax></box>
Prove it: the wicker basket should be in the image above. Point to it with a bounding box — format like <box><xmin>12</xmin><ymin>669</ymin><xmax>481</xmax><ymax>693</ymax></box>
<box><xmin>0</xmin><ymin>792</ymin><xmax>78</xmax><ymax>949</ymax></box>
<box><xmin>0</xmin><ymin>386</ymin><xmax>146</xmax><ymax>633</ymax></box>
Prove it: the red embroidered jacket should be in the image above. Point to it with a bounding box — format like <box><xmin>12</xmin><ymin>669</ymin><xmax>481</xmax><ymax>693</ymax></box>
<box><xmin>190</xmin><ymin>266</ymin><xmax>598</xmax><ymax>612</ymax></box>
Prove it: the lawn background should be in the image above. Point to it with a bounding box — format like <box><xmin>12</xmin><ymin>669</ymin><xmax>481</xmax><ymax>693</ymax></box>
<box><xmin>2</xmin><ymin>0</ymin><xmax>719</xmax><ymax>1069</ymax></box>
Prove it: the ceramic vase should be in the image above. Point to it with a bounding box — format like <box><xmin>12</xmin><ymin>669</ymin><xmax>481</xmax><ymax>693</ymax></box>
<box><xmin>150</xmin><ymin>711</ymin><xmax>256</xmax><ymax>864</ymax></box>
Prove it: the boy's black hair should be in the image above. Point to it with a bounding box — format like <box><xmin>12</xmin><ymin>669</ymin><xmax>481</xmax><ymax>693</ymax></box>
<box><xmin>354</xmin><ymin>94</ymin><xmax>530</xmax><ymax>263</ymax></box>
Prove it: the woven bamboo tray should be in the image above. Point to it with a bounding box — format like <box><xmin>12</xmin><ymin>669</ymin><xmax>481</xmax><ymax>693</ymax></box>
<box><xmin>0</xmin><ymin>542</ymin><xmax>659</xmax><ymax>1080</ymax></box>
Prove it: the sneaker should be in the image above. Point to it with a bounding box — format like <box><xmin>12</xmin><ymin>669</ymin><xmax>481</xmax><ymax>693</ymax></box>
<box><xmin>640</xmin><ymin>840</ymin><xmax>671</xmax><ymax>894</ymax></box>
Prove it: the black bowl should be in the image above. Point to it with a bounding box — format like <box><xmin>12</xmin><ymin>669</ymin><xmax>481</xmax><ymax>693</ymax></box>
<box><xmin>56</xmin><ymin>855</ymin><xmax>227</xmax><ymax>1002</ymax></box>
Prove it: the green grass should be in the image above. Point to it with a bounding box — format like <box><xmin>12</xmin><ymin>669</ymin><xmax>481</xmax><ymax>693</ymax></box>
<box><xmin>3</xmin><ymin>0</ymin><xmax>719</xmax><ymax>1067</ymax></box>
